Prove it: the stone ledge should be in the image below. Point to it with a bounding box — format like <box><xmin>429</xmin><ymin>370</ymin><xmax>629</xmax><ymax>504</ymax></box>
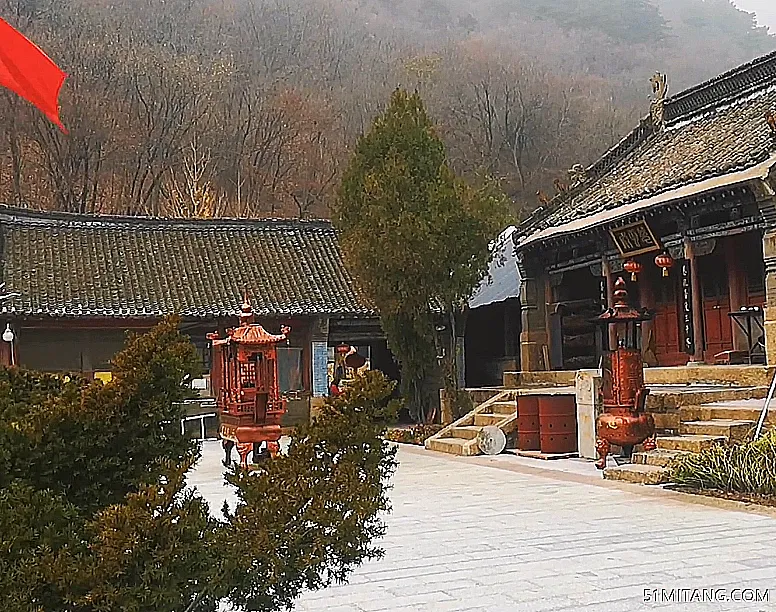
<box><xmin>603</xmin><ymin>463</ymin><xmax>671</xmax><ymax>485</ymax></box>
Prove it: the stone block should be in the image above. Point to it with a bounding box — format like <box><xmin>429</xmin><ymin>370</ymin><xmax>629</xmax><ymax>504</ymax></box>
<box><xmin>765</xmin><ymin>319</ymin><xmax>776</xmax><ymax>366</ymax></box>
<box><xmin>632</xmin><ymin>449</ymin><xmax>688</xmax><ymax>467</ymax></box>
<box><xmin>656</xmin><ymin>434</ymin><xmax>725</xmax><ymax>453</ymax></box>
<box><xmin>651</xmin><ymin>411</ymin><xmax>680</xmax><ymax>430</ymax></box>
<box><xmin>603</xmin><ymin>463</ymin><xmax>670</xmax><ymax>485</ymax></box>
<box><xmin>575</xmin><ymin>369</ymin><xmax>602</xmax><ymax>460</ymax></box>
<box><xmin>575</xmin><ymin>369</ymin><xmax>601</xmax><ymax>405</ymax></box>
<box><xmin>503</xmin><ymin>371</ymin><xmax>519</xmax><ymax>387</ymax></box>
<box><xmin>680</xmin><ymin>419</ymin><xmax>755</xmax><ymax>441</ymax></box>
<box><xmin>439</xmin><ymin>390</ymin><xmax>453</xmax><ymax>424</ymax></box>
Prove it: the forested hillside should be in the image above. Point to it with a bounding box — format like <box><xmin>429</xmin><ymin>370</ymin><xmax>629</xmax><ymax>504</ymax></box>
<box><xmin>0</xmin><ymin>0</ymin><xmax>773</xmax><ymax>218</ymax></box>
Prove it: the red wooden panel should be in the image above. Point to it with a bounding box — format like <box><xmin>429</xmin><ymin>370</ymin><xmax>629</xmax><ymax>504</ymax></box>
<box><xmin>653</xmin><ymin>304</ymin><xmax>686</xmax><ymax>366</ymax></box>
<box><xmin>703</xmin><ymin>298</ymin><xmax>733</xmax><ymax>358</ymax></box>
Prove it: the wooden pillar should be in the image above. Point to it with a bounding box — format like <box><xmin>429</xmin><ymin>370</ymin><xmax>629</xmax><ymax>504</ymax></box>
<box><xmin>640</xmin><ymin>267</ymin><xmax>658</xmax><ymax>366</ymax></box>
<box><xmin>453</xmin><ymin>308</ymin><xmax>468</xmax><ymax>390</ymax></box>
<box><xmin>725</xmin><ymin>235</ymin><xmax>746</xmax><ymax>351</ymax></box>
<box><xmin>684</xmin><ymin>237</ymin><xmax>705</xmax><ymax>363</ymax></box>
<box><xmin>519</xmin><ymin>255</ymin><xmax>549</xmax><ymax>371</ymax></box>
<box><xmin>602</xmin><ymin>256</ymin><xmax>617</xmax><ymax>350</ymax></box>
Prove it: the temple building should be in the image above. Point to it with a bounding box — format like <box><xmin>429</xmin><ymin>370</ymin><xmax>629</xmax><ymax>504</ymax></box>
<box><xmin>514</xmin><ymin>51</ymin><xmax>776</xmax><ymax>372</ymax></box>
<box><xmin>0</xmin><ymin>205</ymin><xmax>389</xmax><ymax>424</ymax></box>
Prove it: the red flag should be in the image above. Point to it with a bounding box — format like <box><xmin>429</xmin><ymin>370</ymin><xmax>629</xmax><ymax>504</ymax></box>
<box><xmin>0</xmin><ymin>17</ymin><xmax>67</xmax><ymax>132</ymax></box>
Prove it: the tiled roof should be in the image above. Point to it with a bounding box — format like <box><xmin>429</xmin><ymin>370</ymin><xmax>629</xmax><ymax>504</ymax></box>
<box><xmin>517</xmin><ymin>50</ymin><xmax>776</xmax><ymax>246</ymax></box>
<box><xmin>0</xmin><ymin>206</ymin><xmax>374</xmax><ymax>318</ymax></box>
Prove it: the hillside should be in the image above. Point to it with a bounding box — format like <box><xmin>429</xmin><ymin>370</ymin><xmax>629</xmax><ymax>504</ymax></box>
<box><xmin>0</xmin><ymin>0</ymin><xmax>772</xmax><ymax>218</ymax></box>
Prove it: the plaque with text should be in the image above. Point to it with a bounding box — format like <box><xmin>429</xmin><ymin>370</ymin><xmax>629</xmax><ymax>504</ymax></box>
<box><xmin>311</xmin><ymin>341</ymin><xmax>329</xmax><ymax>397</ymax></box>
<box><xmin>609</xmin><ymin>220</ymin><xmax>661</xmax><ymax>257</ymax></box>
<box><xmin>681</xmin><ymin>260</ymin><xmax>695</xmax><ymax>355</ymax></box>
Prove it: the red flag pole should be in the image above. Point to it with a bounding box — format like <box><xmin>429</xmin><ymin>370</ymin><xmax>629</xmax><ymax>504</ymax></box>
<box><xmin>0</xmin><ymin>17</ymin><xmax>67</xmax><ymax>132</ymax></box>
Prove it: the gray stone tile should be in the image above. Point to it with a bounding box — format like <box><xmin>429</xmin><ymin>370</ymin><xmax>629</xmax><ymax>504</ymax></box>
<box><xmin>192</xmin><ymin>443</ymin><xmax>776</xmax><ymax>612</ymax></box>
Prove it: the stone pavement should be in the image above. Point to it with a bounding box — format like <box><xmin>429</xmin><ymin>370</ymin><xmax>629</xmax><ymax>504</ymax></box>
<box><xmin>189</xmin><ymin>441</ymin><xmax>776</xmax><ymax>612</ymax></box>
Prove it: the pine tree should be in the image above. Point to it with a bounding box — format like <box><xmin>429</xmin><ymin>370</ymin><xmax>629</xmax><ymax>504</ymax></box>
<box><xmin>333</xmin><ymin>89</ymin><xmax>511</xmax><ymax>422</ymax></box>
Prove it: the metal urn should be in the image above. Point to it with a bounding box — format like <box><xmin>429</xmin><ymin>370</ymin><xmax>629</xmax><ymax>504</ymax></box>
<box><xmin>595</xmin><ymin>277</ymin><xmax>656</xmax><ymax>469</ymax></box>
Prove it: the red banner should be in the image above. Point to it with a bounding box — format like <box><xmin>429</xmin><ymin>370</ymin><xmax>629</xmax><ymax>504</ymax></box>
<box><xmin>0</xmin><ymin>17</ymin><xmax>67</xmax><ymax>131</ymax></box>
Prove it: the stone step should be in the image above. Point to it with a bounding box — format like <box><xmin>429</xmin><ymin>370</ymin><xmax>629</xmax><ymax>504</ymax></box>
<box><xmin>449</xmin><ymin>426</ymin><xmax>481</xmax><ymax>440</ymax></box>
<box><xmin>632</xmin><ymin>448</ymin><xmax>690</xmax><ymax>468</ymax></box>
<box><xmin>424</xmin><ymin>437</ymin><xmax>479</xmax><ymax>456</ymax></box>
<box><xmin>648</xmin><ymin>386</ymin><xmax>767</xmax><ymax>411</ymax></box>
<box><xmin>681</xmin><ymin>403</ymin><xmax>776</xmax><ymax>426</ymax></box>
<box><xmin>680</xmin><ymin>419</ymin><xmax>755</xmax><ymax>441</ymax></box>
<box><xmin>474</xmin><ymin>413</ymin><xmax>506</xmax><ymax>427</ymax></box>
<box><xmin>657</xmin><ymin>434</ymin><xmax>725</xmax><ymax>453</ymax></box>
<box><xmin>603</xmin><ymin>463</ymin><xmax>670</xmax><ymax>485</ymax></box>
<box><xmin>491</xmin><ymin>401</ymin><xmax>517</xmax><ymax>415</ymax></box>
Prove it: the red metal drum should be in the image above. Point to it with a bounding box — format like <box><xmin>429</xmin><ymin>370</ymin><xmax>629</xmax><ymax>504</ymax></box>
<box><xmin>538</xmin><ymin>395</ymin><xmax>578</xmax><ymax>454</ymax></box>
<box><xmin>517</xmin><ymin>396</ymin><xmax>540</xmax><ymax>451</ymax></box>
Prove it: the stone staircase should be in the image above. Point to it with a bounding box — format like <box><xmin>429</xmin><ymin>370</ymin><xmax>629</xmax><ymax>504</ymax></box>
<box><xmin>425</xmin><ymin>390</ymin><xmax>518</xmax><ymax>456</ymax></box>
<box><xmin>604</xmin><ymin>399</ymin><xmax>775</xmax><ymax>484</ymax></box>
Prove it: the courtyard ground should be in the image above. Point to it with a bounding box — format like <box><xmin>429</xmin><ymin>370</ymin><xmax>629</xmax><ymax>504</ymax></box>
<box><xmin>189</xmin><ymin>441</ymin><xmax>776</xmax><ymax>612</ymax></box>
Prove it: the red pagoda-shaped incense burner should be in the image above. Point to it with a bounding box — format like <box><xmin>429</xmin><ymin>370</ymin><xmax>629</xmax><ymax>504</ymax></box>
<box><xmin>208</xmin><ymin>294</ymin><xmax>290</xmax><ymax>468</ymax></box>
<box><xmin>595</xmin><ymin>277</ymin><xmax>656</xmax><ymax>470</ymax></box>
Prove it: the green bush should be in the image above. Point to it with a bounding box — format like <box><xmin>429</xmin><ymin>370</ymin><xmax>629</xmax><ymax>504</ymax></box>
<box><xmin>671</xmin><ymin>430</ymin><xmax>776</xmax><ymax>498</ymax></box>
<box><xmin>0</xmin><ymin>318</ymin><xmax>397</xmax><ymax>612</ymax></box>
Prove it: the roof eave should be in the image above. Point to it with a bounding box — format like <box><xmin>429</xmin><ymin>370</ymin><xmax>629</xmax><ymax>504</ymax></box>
<box><xmin>516</xmin><ymin>153</ymin><xmax>776</xmax><ymax>250</ymax></box>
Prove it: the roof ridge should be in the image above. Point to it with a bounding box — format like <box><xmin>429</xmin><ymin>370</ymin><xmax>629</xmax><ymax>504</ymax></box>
<box><xmin>516</xmin><ymin>50</ymin><xmax>776</xmax><ymax>240</ymax></box>
<box><xmin>0</xmin><ymin>204</ymin><xmax>333</xmax><ymax>229</ymax></box>
<box><xmin>664</xmin><ymin>50</ymin><xmax>776</xmax><ymax>123</ymax></box>
<box><xmin>517</xmin><ymin>115</ymin><xmax>657</xmax><ymax>237</ymax></box>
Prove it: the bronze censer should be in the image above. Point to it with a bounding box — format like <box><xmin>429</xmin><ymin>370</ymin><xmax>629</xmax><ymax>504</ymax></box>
<box><xmin>595</xmin><ymin>277</ymin><xmax>656</xmax><ymax>469</ymax></box>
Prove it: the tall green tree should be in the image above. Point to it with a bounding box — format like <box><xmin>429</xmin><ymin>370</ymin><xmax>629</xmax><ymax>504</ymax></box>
<box><xmin>0</xmin><ymin>319</ymin><xmax>397</xmax><ymax>612</ymax></box>
<box><xmin>333</xmin><ymin>89</ymin><xmax>511</xmax><ymax>422</ymax></box>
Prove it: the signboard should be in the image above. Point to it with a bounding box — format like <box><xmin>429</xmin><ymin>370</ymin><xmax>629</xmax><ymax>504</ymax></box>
<box><xmin>681</xmin><ymin>260</ymin><xmax>695</xmax><ymax>355</ymax></box>
<box><xmin>312</xmin><ymin>341</ymin><xmax>329</xmax><ymax>397</ymax></box>
<box><xmin>609</xmin><ymin>220</ymin><xmax>661</xmax><ymax>257</ymax></box>
<box><xmin>599</xmin><ymin>276</ymin><xmax>608</xmax><ymax>312</ymax></box>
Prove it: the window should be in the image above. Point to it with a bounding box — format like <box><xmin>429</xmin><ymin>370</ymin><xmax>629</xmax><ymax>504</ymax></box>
<box><xmin>277</xmin><ymin>347</ymin><xmax>304</xmax><ymax>392</ymax></box>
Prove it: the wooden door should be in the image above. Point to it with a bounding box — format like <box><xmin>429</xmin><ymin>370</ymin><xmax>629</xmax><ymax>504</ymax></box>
<box><xmin>651</xmin><ymin>270</ymin><xmax>686</xmax><ymax>366</ymax></box>
<box><xmin>698</xmin><ymin>251</ymin><xmax>733</xmax><ymax>358</ymax></box>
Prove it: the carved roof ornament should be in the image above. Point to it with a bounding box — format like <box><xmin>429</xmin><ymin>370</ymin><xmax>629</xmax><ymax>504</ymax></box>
<box><xmin>536</xmin><ymin>190</ymin><xmax>551</xmax><ymax>206</ymax></box>
<box><xmin>650</xmin><ymin>72</ymin><xmax>668</xmax><ymax>128</ymax></box>
<box><xmin>568</xmin><ymin>164</ymin><xmax>587</xmax><ymax>185</ymax></box>
<box><xmin>553</xmin><ymin>178</ymin><xmax>569</xmax><ymax>195</ymax></box>
<box><xmin>239</xmin><ymin>288</ymin><xmax>254</xmax><ymax>326</ymax></box>
<box><xmin>766</xmin><ymin>110</ymin><xmax>776</xmax><ymax>137</ymax></box>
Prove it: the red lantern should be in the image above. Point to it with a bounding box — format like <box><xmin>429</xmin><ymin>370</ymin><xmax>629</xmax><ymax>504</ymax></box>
<box><xmin>335</xmin><ymin>343</ymin><xmax>350</xmax><ymax>356</ymax></box>
<box><xmin>655</xmin><ymin>252</ymin><xmax>674</xmax><ymax>277</ymax></box>
<box><xmin>623</xmin><ymin>259</ymin><xmax>643</xmax><ymax>282</ymax></box>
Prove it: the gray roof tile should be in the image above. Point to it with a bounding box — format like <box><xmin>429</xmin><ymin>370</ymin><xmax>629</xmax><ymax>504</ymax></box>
<box><xmin>0</xmin><ymin>207</ymin><xmax>373</xmax><ymax>318</ymax></box>
<box><xmin>518</xmin><ymin>51</ymin><xmax>776</xmax><ymax>244</ymax></box>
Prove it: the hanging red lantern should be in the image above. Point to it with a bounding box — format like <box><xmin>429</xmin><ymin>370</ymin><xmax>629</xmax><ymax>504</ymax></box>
<box><xmin>655</xmin><ymin>252</ymin><xmax>674</xmax><ymax>277</ymax></box>
<box><xmin>335</xmin><ymin>343</ymin><xmax>350</xmax><ymax>356</ymax></box>
<box><xmin>623</xmin><ymin>259</ymin><xmax>643</xmax><ymax>282</ymax></box>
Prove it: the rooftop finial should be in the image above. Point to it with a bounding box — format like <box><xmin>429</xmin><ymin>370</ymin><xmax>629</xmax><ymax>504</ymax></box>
<box><xmin>568</xmin><ymin>164</ymin><xmax>587</xmax><ymax>185</ymax></box>
<box><xmin>766</xmin><ymin>110</ymin><xmax>776</xmax><ymax>137</ymax></box>
<box><xmin>239</xmin><ymin>288</ymin><xmax>254</xmax><ymax>326</ymax></box>
<box><xmin>613</xmin><ymin>277</ymin><xmax>629</xmax><ymax>310</ymax></box>
<box><xmin>650</xmin><ymin>72</ymin><xmax>668</xmax><ymax>127</ymax></box>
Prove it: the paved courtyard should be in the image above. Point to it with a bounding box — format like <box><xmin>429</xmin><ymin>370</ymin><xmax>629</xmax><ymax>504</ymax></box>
<box><xmin>190</xmin><ymin>441</ymin><xmax>776</xmax><ymax>612</ymax></box>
